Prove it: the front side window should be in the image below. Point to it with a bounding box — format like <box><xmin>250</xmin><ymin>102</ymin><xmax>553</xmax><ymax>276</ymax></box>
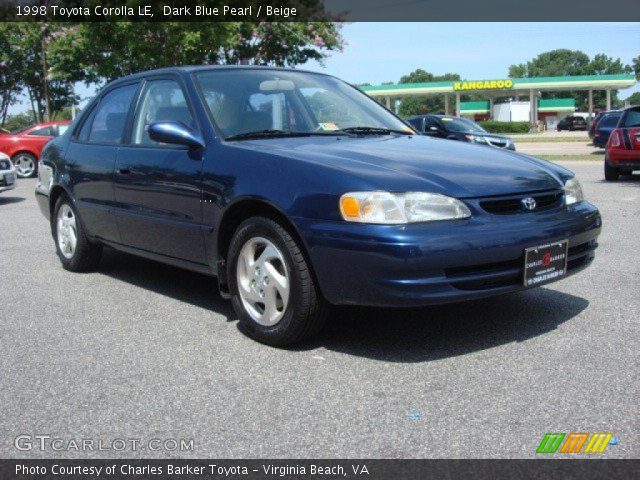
<box><xmin>88</xmin><ymin>83</ymin><xmax>138</xmax><ymax>144</ymax></box>
<box><xmin>132</xmin><ymin>79</ymin><xmax>196</xmax><ymax>145</ymax></box>
<box><xmin>195</xmin><ymin>69</ymin><xmax>412</xmax><ymax>139</ymax></box>
<box><xmin>440</xmin><ymin>117</ymin><xmax>485</xmax><ymax>134</ymax></box>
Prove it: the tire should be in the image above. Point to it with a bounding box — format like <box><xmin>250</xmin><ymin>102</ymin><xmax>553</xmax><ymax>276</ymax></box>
<box><xmin>604</xmin><ymin>162</ymin><xmax>620</xmax><ymax>182</ymax></box>
<box><xmin>227</xmin><ymin>216</ymin><xmax>326</xmax><ymax>347</ymax></box>
<box><xmin>53</xmin><ymin>195</ymin><xmax>102</xmax><ymax>271</ymax></box>
<box><xmin>12</xmin><ymin>152</ymin><xmax>38</xmax><ymax>178</ymax></box>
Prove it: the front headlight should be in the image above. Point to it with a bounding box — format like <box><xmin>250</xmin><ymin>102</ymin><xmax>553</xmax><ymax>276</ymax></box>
<box><xmin>465</xmin><ymin>134</ymin><xmax>488</xmax><ymax>144</ymax></box>
<box><xmin>339</xmin><ymin>191</ymin><xmax>471</xmax><ymax>224</ymax></box>
<box><xmin>564</xmin><ymin>178</ymin><xmax>585</xmax><ymax>205</ymax></box>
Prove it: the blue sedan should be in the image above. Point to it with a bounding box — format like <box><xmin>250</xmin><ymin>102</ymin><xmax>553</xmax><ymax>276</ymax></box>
<box><xmin>36</xmin><ymin>66</ymin><xmax>601</xmax><ymax>346</ymax></box>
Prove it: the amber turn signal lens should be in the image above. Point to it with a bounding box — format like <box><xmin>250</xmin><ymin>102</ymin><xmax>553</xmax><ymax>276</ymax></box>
<box><xmin>340</xmin><ymin>197</ymin><xmax>361</xmax><ymax>218</ymax></box>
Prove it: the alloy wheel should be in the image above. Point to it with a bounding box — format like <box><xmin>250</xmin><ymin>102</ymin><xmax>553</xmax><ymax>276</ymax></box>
<box><xmin>13</xmin><ymin>154</ymin><xmax>36</xmax><ymax>177</ymax></box>
<box><xmin>57</xmin><ymin>204</ymin><xmax>78</xmax><ymax>259</ymax></box>
<box><xmin>236</xmin><ymin>236</ymin><xmax>290</xmax><ymax>326</ymax></box>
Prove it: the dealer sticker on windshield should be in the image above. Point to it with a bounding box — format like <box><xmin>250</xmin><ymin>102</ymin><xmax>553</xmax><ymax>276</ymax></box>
<box><xmin>523</xmin><ymin>240</ymin><xmax>568</xmax><ymax>287</ymax></box>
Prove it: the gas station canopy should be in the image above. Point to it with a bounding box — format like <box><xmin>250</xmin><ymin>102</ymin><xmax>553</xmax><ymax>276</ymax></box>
<box><xmin>360</xmin><ymin>73</ymin><xmax>637</xmax><ymax>126</ymax></box>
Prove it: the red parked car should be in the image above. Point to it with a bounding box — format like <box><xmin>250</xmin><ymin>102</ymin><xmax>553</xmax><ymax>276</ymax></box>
<box><xmin>605</xmin><ymin>106</ymin><xmax>640</xmax><ymax>181</ymax></box>
<box><xmin>0</xmin><ymin>121</ymin><xmax>71</xmax><ymax>178</ymax></box>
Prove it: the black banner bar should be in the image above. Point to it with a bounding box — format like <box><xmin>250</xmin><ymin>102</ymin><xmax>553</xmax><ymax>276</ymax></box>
<box><xmin>1</xmin><ymin>459</ymin><xmax>640</xmax><ymax>480</ymax></box>
<box><xmin>1</xmin><ymin>0</ymin><xmax>639</xmax><ymax>22</ymax></box>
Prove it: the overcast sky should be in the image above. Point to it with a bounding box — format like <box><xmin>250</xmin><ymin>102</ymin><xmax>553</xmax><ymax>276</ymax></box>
<box><xmin>9</xmin><ymin>22</ymin><xmax>640</xmax><ymax>115</ymax></box>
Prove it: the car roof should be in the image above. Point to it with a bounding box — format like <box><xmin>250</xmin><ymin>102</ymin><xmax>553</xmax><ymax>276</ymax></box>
<box><xmin>105</xmin><ymin>65</ymin><xmax>334</xmax><ymax>89</ymax></box>
<box><xmin>32</xmin><ymin>121</ymin><xmax>72</xmax><ymax>128</ymax></box>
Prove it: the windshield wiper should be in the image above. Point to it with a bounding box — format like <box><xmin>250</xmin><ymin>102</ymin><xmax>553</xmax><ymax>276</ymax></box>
<box><xmin>225</xmin><ymin>130</ymin><xmax>313</xmax><ymax>141</ymax></box>
<box><xmin>225</xmin><ymin>129</ymin><xmax>351</xmax><ymax>141</ymax></box>
<box><xmin>339</xmin><ymin>126</ymin><xmax>410</xmax><ymax>135</ymax></box>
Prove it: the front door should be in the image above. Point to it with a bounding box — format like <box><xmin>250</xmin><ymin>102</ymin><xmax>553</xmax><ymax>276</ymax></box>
<box><xmin>113</xmin><ymin>78</ymin><xmax>206</xmax><ymax>264</ymax></box>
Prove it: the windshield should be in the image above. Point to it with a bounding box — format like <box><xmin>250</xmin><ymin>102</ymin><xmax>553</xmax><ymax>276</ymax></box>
<box><xmin>194</xmin><ymin>69</ymin><xmax>413</xmax><ymax>139</ymax></box>
<box><xmin>440</xmin><ymin>117</ymin><xmax>487</xmax><ymax>134</ymax></box>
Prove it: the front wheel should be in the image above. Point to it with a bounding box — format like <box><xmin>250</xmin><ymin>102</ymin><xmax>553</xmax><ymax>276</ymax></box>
<box><xmin>53</xmin><ymin>195</ymin><xmax>102</xmax><ymax>271</ymax></box>
<box><xmin>604</xmin><ymin>162</ymin><xmax>620</xmax><ymax>181</ymax></box>
<box><xmin>12</xmin><ymin>152</ymin><xmax>37</xmax><ymax>178</ymax></box>
<box><xmin>227</xmin><ymin>216</ymin><xmax>326</xmax><ymax>347</ymax></box>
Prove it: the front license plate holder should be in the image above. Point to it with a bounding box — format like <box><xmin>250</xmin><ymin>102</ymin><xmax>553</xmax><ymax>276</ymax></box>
<box><xmin>523</xmin><ymin>240</ymin><xmax>568</xmax><ymax>287</ymax></box>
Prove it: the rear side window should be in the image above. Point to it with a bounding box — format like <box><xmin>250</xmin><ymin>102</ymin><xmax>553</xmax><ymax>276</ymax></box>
<box><xmin>88</xmin><ymin>83</ymin><xmax>138</xmax><ymax>144</ymax></box>
<box><xmin>132</xmin><ymin>79</ymin><xmax>196</xmax><ymax>145</ymax></box>
<box><xmin>600</xmin><ymin>114</ymin><xmax>621</xmax><ymax>128</ymax></box>
<box><xmin>623</xmin><ymin>109</ymin><xmax>640</xmax><ymax>128</ymax></box>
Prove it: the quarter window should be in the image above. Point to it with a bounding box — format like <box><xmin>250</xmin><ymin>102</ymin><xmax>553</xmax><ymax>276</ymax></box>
<box><xmin>28</xmin><ymin>126</ymin><xmax>54</xmax><ymax>136</ymax></box>
<box><xmin>132</xmin><ymin>79</ymin><xmax>196</xmax><ymax>145</ymax></box>
<box><xmin>88</xmin><ymin>83</ymin><xmax>138</xmax><ymax>144</ymax></box>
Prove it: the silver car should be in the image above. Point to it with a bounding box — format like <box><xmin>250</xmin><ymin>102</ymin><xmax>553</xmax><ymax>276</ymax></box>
<box><xmin>0</xmin><ymin>152</ymin><xmax>17</xmax><ymax>193</ymax></box>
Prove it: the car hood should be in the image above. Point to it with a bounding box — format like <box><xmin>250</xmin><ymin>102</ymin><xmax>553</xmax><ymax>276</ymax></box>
<box><xmin>232</xmin><ymin>134</ymin><xmax>569</xmax><ymax>198</ymax></box>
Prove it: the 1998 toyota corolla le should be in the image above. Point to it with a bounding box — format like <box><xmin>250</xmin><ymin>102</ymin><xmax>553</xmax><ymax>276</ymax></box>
<box><xmin>36</xmin><ymin>66</ymin><xmax>601</xmax><ymax>346</ymax></box>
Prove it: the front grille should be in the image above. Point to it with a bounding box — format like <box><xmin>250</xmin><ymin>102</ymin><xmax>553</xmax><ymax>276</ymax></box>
<box><xmin>444</xmin><ymin>240</ymin><xmax>597</xmax><ymax>291</ymax></box>
<box><xmin>480</xmin><ymin>191</ymin><xmax>564</xmax><ymax>215</ymax></box>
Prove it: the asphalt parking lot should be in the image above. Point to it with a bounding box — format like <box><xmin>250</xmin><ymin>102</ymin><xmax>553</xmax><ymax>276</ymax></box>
<box><xmin>0</xmin><ymin>161</ymin><xmax>638</xmax><ymax>459</ymax></box>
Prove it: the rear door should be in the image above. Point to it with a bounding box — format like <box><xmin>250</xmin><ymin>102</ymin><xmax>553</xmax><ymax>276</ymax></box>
<box><xmin>65</xmin><ymin>82</ymin><xmax>139</xmax><ymax>243</ymax></box>
<box><xmin>113</xmin><ymin>76</ymin><xmax>206</xmax><ymax>264</ymax></box>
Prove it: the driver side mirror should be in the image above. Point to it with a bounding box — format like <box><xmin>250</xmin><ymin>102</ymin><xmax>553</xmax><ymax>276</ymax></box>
<box><xmin>148</xmin><ymin>122</ymin><xmax>205</xmax><ymax>149</ymax></box>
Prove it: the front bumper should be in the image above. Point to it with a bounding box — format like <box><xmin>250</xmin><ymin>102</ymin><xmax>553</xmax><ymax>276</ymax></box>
<box><xmin>0</xmin><ymin>170</ymin><xmax>16</xmax><ymax>193</ymax></box>
<box><xmin>293</xmin><ymin>202</ymin><xmax>601</xmax><ymax>307</ymax></box>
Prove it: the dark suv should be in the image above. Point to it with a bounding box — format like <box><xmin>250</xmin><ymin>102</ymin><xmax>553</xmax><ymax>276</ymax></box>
<box><xmin>557</xmin><ymin>116</ymin><xmax>587</xmax><ymax>131</ymax></box>
<box><xmin>35</xmin><ymin>66</ymin><xmax>601</xmax><ymax>346</ymax></box>
<box><xmin>592</xmin><ymin>111</ymin><xmax>622</xmax><ymax>148</ymax></box>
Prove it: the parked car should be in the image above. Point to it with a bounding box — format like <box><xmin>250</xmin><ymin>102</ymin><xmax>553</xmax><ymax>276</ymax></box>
<box><xmin>0</xmin><ymin>152</ymin><xmax>16</xmax><ymax>194</ymax></box>
<box><xmin>592</xmin><ymin>111</ymin><xmax>622</xmax><ymax>148</ymax></box>
<box><xmin>406</xmin><ymin>115</ymin><xmax>515</xmax><ymax>150</ymax></box>
<box><xmin>588</xmin><ymin>111</ymin><xmax>618</xmax><ymax>139</ymax></box>
<box><xmin>604</xmin><ymin>105</ymin><xmax>640</xmax><ymax>181</ymax></box>
<box><xmin>0</xmin><ymin>121</ymin><xmax>71</xmax><ymax>178</ymax></box>
<box><xmin>36</xmin><ymin>66</ymin><xmax>601</xmax><ymax>346</ymax></box>
<box><xmin>557</xmin><ymin>116</ymin><xmax>587</xmax><ymax>131</ymax></box>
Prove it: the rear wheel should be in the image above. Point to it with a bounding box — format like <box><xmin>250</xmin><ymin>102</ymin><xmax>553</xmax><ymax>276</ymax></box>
<box><xmin>604</xmin><ymin>162</ymin><xmax>620</xmax><ymax>181</ymax></box>
<box><xmin>12</xmin><ymin>152</ymin><xmax>37</xmax><ymax>178</ymax></box>
<box><xmin>53</xmin><ymin>195</ymin><xmax>102</xmax><ymax>271</ymax></box>
<box><xmin>227</xmin><ymin>216</ymin><xmax>326</xmax><ymax>347</ymax></box>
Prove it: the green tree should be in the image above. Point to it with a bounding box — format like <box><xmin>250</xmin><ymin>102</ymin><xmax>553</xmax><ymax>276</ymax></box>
<box><xmin>632</xmin><ymin>55</ymin><xmax>640</xmax><ymax>80</ymax></box>
<box><xmin>0</xmin><ymin>24</ymin><xmax>23</xmax><ymax>126</ymax></box>
<box><xmin>397</xmin><ymin>69</ymin><xmax>461</xmax><ymax>116</ymax></box>
<box><xmin>54</xmin><ymin>22</ymin><xmax>343</xmax><ymax>85</ymax></box>
<box><xmin>508</xmin><ymin>49</ymin><xmax>632</xmax><ymax>110</ymax></box>
<box><xmin>4</xmin><ymin>23</ymin><xmax>78</xmax><ymax>123</ymax></box>
<box><xmin>624</xmin><ymin>91</ymin><xmax>640</xmax><ymax>106</ymax></box>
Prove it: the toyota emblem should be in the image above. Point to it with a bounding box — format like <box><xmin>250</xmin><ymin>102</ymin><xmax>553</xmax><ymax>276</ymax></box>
<box><xmin>521</xmin><ymin>197</ymin><xmax>537</xmax><ymax>211</ymax></box>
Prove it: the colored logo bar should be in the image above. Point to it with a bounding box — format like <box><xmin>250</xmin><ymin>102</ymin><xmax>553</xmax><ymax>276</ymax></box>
<box><xmin>537</xmin><ymin>433</ymin><xmax>614</xmax><ymax>454</ymax></box>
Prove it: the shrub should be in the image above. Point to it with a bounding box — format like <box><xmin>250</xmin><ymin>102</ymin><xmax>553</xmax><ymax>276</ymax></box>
<box><xmin>477</xmin><ymin>121</ymin><xmax>531</xmax><ymax>134</ymax></box>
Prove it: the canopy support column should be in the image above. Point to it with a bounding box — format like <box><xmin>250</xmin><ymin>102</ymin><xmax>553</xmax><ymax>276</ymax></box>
<box><xmin>455</xmin><ymin>93</ymin><xmax>460</xmax><ymax>117</ymax></box>
<box><xmin>588</xmin><ymin>89</ymin><xmax>594</xmax><ymax>121</ymax></box>
<box><xmin>385</xmin><ymin>96</ymin><xmax>391</xmax><ymax>109</ymax></box>
<box><xmin>444</xmin><ymin>94</ymin><xmax>450</xmax><ymax>115</ymax></box>
<box><xmin>529</xmin><ymin>89</ymin><xmax>537</xmax><ymax>130</ymax></box>
<box><xmin>606</xmin><ymin>89</ymin><xmax>611</xmax><ymax>111</ymax></box>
